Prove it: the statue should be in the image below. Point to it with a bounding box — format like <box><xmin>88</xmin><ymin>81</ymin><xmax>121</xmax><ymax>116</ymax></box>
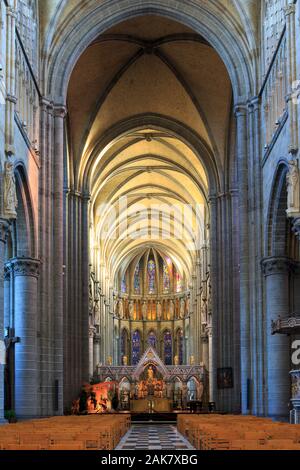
<box><xmin>180</xmin><ymin>298</ymin><xmax>185</xmax><ymax>319</ymax></box>
<box><xmin>174</xmin><ymin>355</ymin><xmax>179</xmax><ymax>365</ymax></box>
<box><xmin>169</xmin><ymin>300</ymin><xmax>174</xmax><ymax>320</ymax></box>
<box><xmin>186</xmin><ymin>296</ymin><xmax>190</xmax><ymax>314</ymax></box>
<box><xmin>142</xmin><ymin>301</ymin><xmax>147</xmax><ymax>320</ymax></box>
<box><xmin>107</xmin><ymin>356</ymin><xmax>112</xmax><ymax>366</ymax></box>
<box><xmin>118</xmin><ymin>299</ymin><xmax>124</xmax><ymax>319</ymax></box>
<box><xmin>147</xmin><ymin>365</ymin><xmax>154</xmax><ymax>382</ymax></box>
<box><xmin>94</xmin><ymin>302</ymin><xmax>100</xmax><ymax>325</ymax></box>
<box><xmin>128</xmin><ymin>300</ymin><xmax>134</xmax><ymax>319</ymax></box>
<box><xmin>287</xmin><ymin>159</ymin><xmax>300</xmax><ymax>214</ymax></box>
<box><xmin>4</xmin><ymin>161</ymin><xmax>17</xmax><ymax>218</ymax></box>
<box><xmin>122</xmin><ymin>355</ymin><xmax>128</xmax><ymax>366</ymax></box>
<box><xmin>156</xmin><ymin>301</ymin><xmax>162</xmax><ymax>320</ymax></box>
<box><xmin>190</xmin><ymin>355</ymin><xmax>195</xmax><ymax>365</ymax></box>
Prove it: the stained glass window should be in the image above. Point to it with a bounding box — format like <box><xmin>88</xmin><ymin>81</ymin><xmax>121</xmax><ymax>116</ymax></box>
<box><xmin>176</xmin><ymin>272</ymin><xmax>182</xmax><ymax>293</ymax></box>
<box><xmin>121</xmin><ymin>274</ymin><xmax>127</xmax><ymax>293</ymax></box>
<box><xmin>163</xmin><ymin>330</ymin><xmax>172</xmax><ymax>365</ymax></box>
<box><xmin>148</xmin><ymin>259</ymin><xmax>156</xmax><ymax>294</ymax></box>
<box><xmin>148</xmin><ymin>331</ymin><xmax>157</xmax><ymax>349</ymax></box>
<box><xmin>132</xmin><ymin>330</ymin><xmax>141</xmax><ymax>365</ymax></box>
<box><xmin>177</xmin><ymin>329</ymin><xmax>184</xmax><ymax>365</ymax></box>
<box><xmin>134</xmin><ymin>263</ymin><xmax>140</xmax><ymax>294</ymax></box>
<box><xmin>163</xmin><ymin>262</ymin><xmax>170</xmax><ymax>293</ymax></box>
<box><xmin>121</xmin><ymin>329</ymin><xmax>128</xmax><ymax>359</ymax></box>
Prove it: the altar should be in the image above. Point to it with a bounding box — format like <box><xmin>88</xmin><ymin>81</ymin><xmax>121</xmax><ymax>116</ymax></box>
<box><xmin>131</xmin><ymin>398</ymin><xmax>171</xmax><ymax>412</ymax></box>
<box><xmin>94</xmin><ymin>347</ymin><xmax>207</xmax><ymax>412</ymax></box>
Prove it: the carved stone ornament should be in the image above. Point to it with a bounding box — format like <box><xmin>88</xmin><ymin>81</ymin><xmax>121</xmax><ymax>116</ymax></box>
<box><xmin>261</xmin><ymin>256</ymin><xmax>294</xmax><ymax>276</ymax></box>
<box><xmin>286</xmin><ymin>159</ymin><xmax>300</xmax><ymax>217</ymax></box>
<box><xmin>9</xmin><ymin>258</ymin><xmax>40</xmax><ymax>278</ymax></box>
<box><xmin>4</xmin><ymin>161</ymin><xmax>17</xmax><ymax>219</ymax></box>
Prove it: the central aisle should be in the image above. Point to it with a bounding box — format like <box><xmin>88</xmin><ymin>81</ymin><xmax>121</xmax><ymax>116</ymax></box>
<box><xmin>116</xmin><ymin>424</ymin><xmax>195</xmax><ymax>450</ymax></box>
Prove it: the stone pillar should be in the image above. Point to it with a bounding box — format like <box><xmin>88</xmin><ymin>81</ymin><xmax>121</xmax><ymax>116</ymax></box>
<box><xmin>88</xmin><ymin>327</ymin><xmax>95</xmax><ymax>378</ymax></box>
<box><xmin>53</xmin><ymin>105</ymin><xmax>67</xmax><ymax>414</ymax></box>
<box><xmin>201</xmin><ymin>334</ymin><xmax>209</xmax><ymax>371</ymax></box>
<box><xmin>208</xmin><ymin>195</ymin><xmax>217</xmax><ymax>404</ymax></box>
<box><xmin>93</xmin><ymin>334</ymin><xmax>100</xmax><ymax>372</ymax></box>
<box><xmin>284</xmin><ymin>2</ymin><xmax>298</xmax><ymax>154</ymax></box>
<box><xmin>262</xmin><ymin>257</ymin><xmax>292</xmax><ymax>419</ymax></box>
<box><xmin>11</xmin><ymin>257</ymin><xmax>39</xmax><ymax>419</ymax></box>
<box><xmin>247</xmin><ymin>97</ymin><xmax>264</xmax><ymax>416</ymax></box>
<box><xmin>5</xmin><ymin>4</ymin><xmax>17</xmax><ymax>156</ymax></box>
<box><xmin>207</xmin><ymin>326</ymin><xmax>214</xmax><ymax>402</ymax></box>
<box><xmin>0</xmin><ymin>220</ymin><xmax>10</xmax><ymax>422</ymax></box>
<box><xmin>235</xmin><ymin>104</ymin><xmax>250</xmax><ymax>414</ymax></box>
<box><xmin>81</xmin><ymin>194</ymin><xmax>90</xmax><ymax>384</ymax></box>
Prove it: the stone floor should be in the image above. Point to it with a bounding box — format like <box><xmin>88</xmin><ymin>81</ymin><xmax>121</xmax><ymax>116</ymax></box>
<box><xmin>116</xmin><ymin>424</ymin><xmax>195</xmax><ymax>450</ymax></box>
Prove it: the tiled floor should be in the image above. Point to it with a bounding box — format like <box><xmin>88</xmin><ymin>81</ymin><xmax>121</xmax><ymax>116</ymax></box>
<box><xmin>116</xmin><ymin>424</ymin><xmax>195</xmax><ymax>450</ymax></box>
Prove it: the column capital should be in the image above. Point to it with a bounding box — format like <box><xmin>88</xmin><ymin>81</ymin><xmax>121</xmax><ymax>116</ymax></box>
<box><xmin>40</xmin><ymin>97</ymin><xmax>54</xmax><ymax>111</ymax></box>
<box><xmin>0</xmin><ymin>219</ymin><xmax>11</xmax><ymax>243</ymax></box>
<box><xmin>53</xmin><ymin>105</ymin><xmax>67</xmax><ymax>119</ymax></box>
<box><xmin>291</xmin><ymin>217</ymin><xmax>300</xmax><ymax>240</ymax></box>
<box><xmin>4</xmin><ymin>263</ymin><xmax>11</xmax><ymax>281</ymax></box>
<box><xmin>94</xmin><ymin>334</ymin><xmax>101</xmax><ymax>344</ymax></box>
<box><xmin>89</xmin><ymin>326</ymin><xmax>96</xmax><ymax>339</ymax></box>
<box><xmin>208</xmin><ymin>193</ymin><xmax>217</xmax><ymax>204</ymax></box>
<box><xmin>6</xmin><ymin>7</ymin><xmax>17</xmax><ymax>19</ymax></box>
<box><xmin>234</xmin><ymin>103</ymin><xmax>248</xmax><ymax>117</ymax></box>
<box><xmin>9</xmin><ymin>257</ymin><xmax>40</xmax><ymax>278</ymax></box>
<box><xmin>261</xmin><ymin>256</ymin><xmax>295</xmax><ymax>276</ymax></box>
<box><xmin>247</xmin><ymin>96</ymin><xmax>260</xmax><ymax>112</ymax></box>
<box><xmin>201</xmin><ymin>334</ymin><xmax>209</xmax><ymax>343</ymax></box>
<box><xmin>284</xmin><ymin>3</ymin><xmax>296</xmax><ymax>17</ymax></box>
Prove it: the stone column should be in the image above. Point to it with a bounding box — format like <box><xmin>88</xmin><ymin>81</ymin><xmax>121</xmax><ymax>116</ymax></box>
<box><xmin>0</xmin><ymin>220</ymin><xmax>10</xmax><ymax>422</ymax></box>
<box><xmin>201</xmin><ymin>334</ymin><xmax>209</xmax><ymax>371</ymax></box>
<box><xmin>284</xmin><ymin>2</ymin><xmax>298</xmax><ymax>154</ymax></box>
<box><xmin>88</xmin><ymin>326</ymin><xmax>95</xmax><ymax>378</ymax></box>
<box><xmin>207</xmin><ymin>326</ymin><xmax>214</xmax><ymax>402</ymax></box>
<box><xmin>262</xmin><ymin>257</ymin><xmax>292</xmax><ymax>419</ymax></box>
<box><xmin>93</xmin><ymin>334</ymin><xmax>100</xmax><ymax>372</ymax></box>
<box><xmin>11</xmin><ymin>257</ymin><xmax>39</xmax><ymax>419</ymax></box>
<box><xmin>5</xmin><ymin>4</ymin><xmax>17</xmax><ymax>156</ymax></box>
<box><xmin>235</xmin><ymin>104</ymin><xmax>250</xmax><ymax>414</ymax></box>
<box><xmin>81</xmin><ymin>194</ymin><xmax>90</xmax><ymax>384</ymax></box>
<box><xmin>53</xmin><ymin>105</ymin><xmax>67</xmax><ymax>414</ymax></box>
<box><xmin>208</xmin><ymin>195</ymin><xmax>217</xmax><ymax>404</ymax></box>
<box><xmin>247</xmin><ymin>97</ymin><xmax>264</xmax><ymax>416</ymax></box>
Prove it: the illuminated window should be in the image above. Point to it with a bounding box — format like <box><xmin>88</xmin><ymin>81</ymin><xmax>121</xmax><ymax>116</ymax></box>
<box><xmin>148</xmin><ymin>331</ymin><xmax>157</xmax><ymax>349</ymax></box>
<box><xmin>134</xmin><ymin>262</ymin><xmax>140</xmax><ymax>293</ymax></box>
<box><xmin>163</xmin><ymin>330</ymin><xmax>172</xmax><ymax>365</ymax></box>
<box><xmin>163</xmin><ymin>262</ymin><xmax>170</xmax><ymax>293</ymax></box>
<box><xmin>132</xmin><ymin>330</ymin><xmax>141</xmax><ymax>365</ymax></box>
<box><xmin>121</xmin><ymin>329</ymin><xmax>129</xmax><ymax>359</ymax></box>
<box><xmin>177</xmin><ymin>329</ymin><xmax>184</xmax><ymax>365</ymax></box>
<box><xmin>148</xmin><ymin>259</ymin><xmax>156</xmax><ymax>294</ymax></box>
<box><xmin>176</xmin><ymin>272</ymin><xmax>182</xmax><ymax>293</ymax></box>
<box><xmin>121</xmin><ymin>274</ymin><xmax>127</xmax><ymax>293</ymax></box>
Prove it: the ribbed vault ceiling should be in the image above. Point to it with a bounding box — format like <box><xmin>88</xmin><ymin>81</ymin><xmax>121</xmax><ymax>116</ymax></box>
<box><xmin>67</xmin><ymin>15</ymin><xmax>232</xmax><ymax>286</ymax></box>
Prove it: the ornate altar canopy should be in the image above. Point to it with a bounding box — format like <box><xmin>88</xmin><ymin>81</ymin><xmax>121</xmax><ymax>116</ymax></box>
<box><xmin>95</xmin><ymin>347</ymin><xmax>207</xmax><ymax>411</ymax></box>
